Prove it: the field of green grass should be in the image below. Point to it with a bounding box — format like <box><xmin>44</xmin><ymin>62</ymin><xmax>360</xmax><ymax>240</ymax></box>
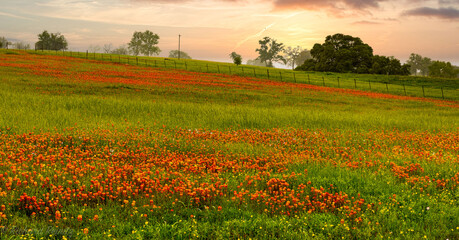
<box><xmin>0</xmin><ymin>49</ymin><xmax>458</xmax><ymax>239</ymax></box>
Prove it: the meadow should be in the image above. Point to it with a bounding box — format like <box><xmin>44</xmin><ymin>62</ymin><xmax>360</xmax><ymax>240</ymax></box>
<box><xmin>0</xmin><ymin>49</ymin><xmax>458</xmax><ymax>239</ymax></box>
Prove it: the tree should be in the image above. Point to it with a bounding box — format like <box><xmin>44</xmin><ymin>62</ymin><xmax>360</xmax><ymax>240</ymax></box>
<box><xmin>88</xmin><ymin>45</ymin><xmax>101</xmax><ymax>53</ymax></box>
<box><xmin>169</xmin><ymin>50</ymin><xmax>191</xmax><ymax>59</ymax></box>
<box><xmin>428</xmin><ymin>61</ymin><xmax>458</xmax><ymax>78</ymax></box>
<box><xmin>103</xmin><ymin>44</ymin><xmax>113</xmax><ymax>54</ymax></box>
<box><xmin>294</xmin><ymin>49</ymin><xmax>312</xmax><ymax>68</ymax></box>
<box><xmin>284</xmin><ymin>46</ymin><xmax>302</xmax><ymax>70</ymax></box>
<box><xmin>229</xmin><ymin>52</ymin><xmax>242</xmax><ymax>65</ymax></box>
<box><xmin>303</xmin><ymin>33</ymin><xmax>373</xmax><ymax>73</ymax></box>
<box><xmin>128</xmin><ymin>30</ymin><xmax>160</xmax><ymax>56</ymax></box>
<box><xmin>406</xmin><ymin>53</ymin><xmax>431</xmax><ymax>76</ymax></box>
<box><xmin>35</xmin><ymin>31</ymin><xmax>68</xmax><ymax>51</ymax></box>
<box><xmin>246</xmin><ymin>59</ymin><xmax>266</xmax><ymax>67</ymax></box>
<box><xmin>0</xmin><ymin>37</ymin><xmax>8</xmax><ymax>48</ymax></box>
<box><xmin>111</xmin><ymin>45</ymin><xmax>129</xmax><ymax>55</ymax></box>
<box><xmin>255</xmin><ymin>37</ymin><xmax>286</xmax><ymax>67</ymax></box>
<box><xmin>13</xmin><ymin>41</ymin><xmax>30</xmax><ymax>50</ymax></box>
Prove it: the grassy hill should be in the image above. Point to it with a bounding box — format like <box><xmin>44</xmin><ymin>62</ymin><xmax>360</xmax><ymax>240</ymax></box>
<box><xmin>0</xmin><ymin>49</ymin><xmax>458</xmax><ymax>239</ymax></box>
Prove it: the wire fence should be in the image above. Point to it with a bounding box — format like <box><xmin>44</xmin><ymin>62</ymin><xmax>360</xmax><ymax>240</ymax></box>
<box><xmin>33</xmin><ymin>49</ymin><xmax>459</xmax><ymax>101</ymax></box>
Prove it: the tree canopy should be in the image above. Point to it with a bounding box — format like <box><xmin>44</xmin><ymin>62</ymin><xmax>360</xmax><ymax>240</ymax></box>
<box><xmin>35</xmin><ymin>31</ymin><xmax>68</xmax><ymax>51</ymax></box>
<box><xmin>229</xmin><ymin>52</ymin><xmax>242</xmax><ymax>65</ymax></box>
<box><xmin>128</xmin><ymin>30</ymin><xmax>160</xmax><ymax>56</ymax></box>
<box><xmin>305</xmin><ymin>33</ymin><xmax>373</xmax><ymax>73</ymax></box>
<box><xmin>406</xmin><ymin>53</ymin><xmax>432</xmax><ymax>76</ymax></box>
<box><xmin>428</xmin><ymin>61</ymin><xmax>458</xmax><ymax>78</ymax></box>
<box><xmin>0</xmin><ymin>36</ymin><xmax>8</xmax><ymax>48</ymax></box>
<box><xmin>255</xmin><ymin>37</ymin><xmax>286</xmax><ymax>68</ymax></box>
<box><xmin>169</xmin><ymin>50</ymin><xmax>192</xmax><ymax>59</ymax></box>
<box><xmin>284</xmin><ymin>46</ymin><xmax>303</xmax><ymax>70</ymax></box>
<box><xmin>297</xmin><ymin>33</ymin><xmax>409</xmax><ymax>76</ymax></box>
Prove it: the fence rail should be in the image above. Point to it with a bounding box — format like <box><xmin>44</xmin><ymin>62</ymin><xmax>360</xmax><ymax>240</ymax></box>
<box><xmin>32</xmin><ymin>49</ymin><xmax>459</xmax><ymax>101</ymax></box>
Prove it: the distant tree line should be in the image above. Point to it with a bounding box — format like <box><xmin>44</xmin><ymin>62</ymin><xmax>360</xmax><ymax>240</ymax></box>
<box><xmin>295</xmin><ymin>33</ymin><xmax>409</xmax><ymax>75</ymax></box>
<box><xmin>406</xmin><ymin>53</ymin><xmax>458</xmax><ymax>78</ymax></box>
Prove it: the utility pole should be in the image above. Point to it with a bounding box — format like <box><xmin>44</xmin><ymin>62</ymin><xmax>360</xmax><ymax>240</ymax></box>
<box><xmin>178</xmin><ymin>34</ymin><xmax>181</xmax><ymax>60</ymax></box>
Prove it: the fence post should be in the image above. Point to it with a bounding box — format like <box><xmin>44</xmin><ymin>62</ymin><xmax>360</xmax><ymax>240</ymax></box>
<box><xmin>322</xmin><ymin>77</ymin><xmax>325</xmax><ymax>86</ymax></box>
<box><xmin>422</xmin><ymin>86</ymin><xmax>425</xmax><ymax>97</ymax></box>
<box><xmin>253</xmin><ymin>68</ymin><xmax>256</xmax><ymax>77</ymax></box>
<box><xmin>86</xmin><ymin>50</ymin><xmax>88</xmax><ymax>59</ymax></box>
<box><xmin>185</xmin><ymin>62</ymin><xmax>187</xmax><ymax>70</ymax></box>
<box><xmin>154</xmin><ymin>60</ymin><xmax>157</xmax><ymax>67</ymax></box>
<box><xmin>206</xmin><ymin>64</ymin><xmax>209</xmax><ymax>72</ymax></box>
<box><xmin>293</xmin><ymin>72</ymin><xmax>296</xmax><ymax>83</ymax></box>
<box><xmin>337</xmin><ymin>77</ymin><xmax>340</xmax><ymax>88</ymax></box>
<box><xmin>279</xmin><ymin>71</ymin><xmax>282</xmax><ymax>81</ymax></box>
<box><xmin>136</xmin><ymin>57</ymin><xmax>138</xmax><ymax>65</ymax></box>
<box><xmin>403</xmin><ymin>84</ymin><xmax>406</xmax><ymax>96</ymax></box>
<box><xmin>441</xmin><ymin>87</ymin><xmax>444</xmax><ymax>99</ymax></box>
<box><xmin>385</xmin><ymin>82</ymin><xmax>389</xmax><ymax>92</ymax></box>
<box><xmin>174</xmin><ymin>61</ymin><xmax>177</xmax><ymax>69</ymax></box>
<box><xmin>217</xmin><ymin>65</ymin><xmax>220</xmax><ymax>73</ymax></box>
<box><xmin>368</xmin><ymin>80</ymin><xmax>371</xmax><ymax>90</ymax></box>
<box><xmin>354</xmin><ymin>79</ymin><xmax>357</xmax><ymax>88</ymax></box>
<box><xmin>308</xmin><ymin>74</ymin><xmax>310</xmax><ymax>84</ymax></box>
<box><xmin>267</xmin><ymin>69</ymin><xmax>270</xmax><ymax>79</ymax></box>
<box><xmin>229</xmin><ymin>66</ymin><xmax>231</xmax><ymax>74</ymax></box>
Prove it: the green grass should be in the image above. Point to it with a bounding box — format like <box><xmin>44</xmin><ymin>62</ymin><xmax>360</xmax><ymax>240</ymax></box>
<box><xmin>28</xmin><ymin>49</ymin><xmax>459</xmax><ymax>101</ymax></box>
<box><xmin>0</xmin><ymin>49</ymin><xmax>458</xmax><ymax>240</ymax></box>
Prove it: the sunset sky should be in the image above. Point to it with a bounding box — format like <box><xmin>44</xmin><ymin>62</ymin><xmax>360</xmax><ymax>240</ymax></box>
<box><xmin>1</xmin><ymin>0</ymin><xmax>458</xmax><ymax>65</ymax></box>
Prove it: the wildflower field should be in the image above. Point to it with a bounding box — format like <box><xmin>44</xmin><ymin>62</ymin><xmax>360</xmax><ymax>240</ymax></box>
<box><xmin>0</xmin><ymin>49</ymin><xmax>458</xmax><ymax>239</ymax></box>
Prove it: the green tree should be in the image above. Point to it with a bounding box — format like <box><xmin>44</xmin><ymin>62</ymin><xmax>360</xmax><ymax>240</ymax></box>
<box><xmin>0</xmin><ymin>36</ymin><xmax>8</xmax><ymax>48</ymax></box>
<box><xmin>128</xmin><ymin>30</ymin><xmax>160</xmax><ymax>56</ymax></box>
<box><xmin>294</xmin><ymin>49</ymin><xmax>312</xmax><ymax>68</ymax></box>
<box><xmin>284</xmin><ymin>46</ymin><xmax>302</xmax><ymax>70</ymax></box>
<box><xmin>428</xmin><ymin>61</ymin><xmax>458</xmax><ymax>78</ymax></box>
<box><xmin>255</xmin><ymin>37</ymin><xmax>286</xmax><ymax>68</ymax></box>
<box><xmin>13</xmin><ymin>41</ymin><xmax>30</xmax><ymax>50</ymax></box>
<box><xmin>246</xmin><ymin>59</ymin><xmax>266</xmax><ymax>67</ymax></box>
<box><xmin>111</xmin><ymin>45</ymin><xmax>129</xmax><ymax>55</ymax></box>
<box><xmin>35</xmin><ymin>31</ymin><xmax>68</xmax><ymax>51</ymax></box>
<box><xmin>305</xmin><ymin>33</ymin><xmax>373</xmax><ymax>73</ymax></box>
<box><xmin>229</xmin><ymin>52</ymin><xmax>242</xmax><ymax>65</ymax></box>
<box><xmin>169</xmin><ymin>50</ymin><xmax>192</xmax><ymax>59</ymax></box>
<box><xmin>406</xmin><ymin>53</ymin><xmax>431</xmax><ymax>76</ymax></box>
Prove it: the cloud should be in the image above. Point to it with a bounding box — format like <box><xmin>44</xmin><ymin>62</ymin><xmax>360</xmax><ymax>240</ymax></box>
<box><xmin>403</xmin><ymin>7</ymin><xmax>459</xmax><ymax>19</ymax></box>
<box><xmin>273</xmin><ymin>0</ymin><xmax>387</xmax><ymax>10</ymax></box>
<box><xmin>352</xmin><ymin>20</ymin><xmax>381</xmax><ymax>25</ymax></box>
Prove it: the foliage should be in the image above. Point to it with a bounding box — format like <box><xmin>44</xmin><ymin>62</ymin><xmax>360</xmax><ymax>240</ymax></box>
<box><xmin>35</xmin><ymin>31</ymin><xmax>68</xmax><ymax>51</ymax></box>
<box><xmin>256</xmin><ymin>36</ymin><xmax>286</xmax><ymax>67</ymax></box>
<box><xmin>294</xmin><ymin>49</ymin><xmax>312</xmax><ymax>68</ymax></box>
<box><xmin>406</xmin><ymin>53</ymin><xmax>432</xmax><ymax>76</ymax></box>
<box><xmin>428</xmin><ymin>61</ymin><xmax>458</xmax><ymax>78</ymax></box>
<box><xmin>370</xmin><ymin>55</ymin><xmax>410</xmax><ymax>75</ymax></box>
<box><xmin>303</xmin><ymin>33</ymin><xmax>373</xmax><ymax>73</ymax></box>
<box><xmin>110</xmin><ymin>45</ymin><xmax>130</xmax><ymax>55</ymax></box>
<box><xmin>246</xmin><ymin>59</ymin><xmax>267</xmax><ymax>67</ymax></box>
<box><xmin>13</xmin><ymin>41</ymin><xmax>30</xmax><ymax>50</ymax></box>
<box><xmin>0</xmin><ymin>36</ymin><xmax>8</xmax><ymax>48</ymax></box>
<box><xmin>88</xmin><ymin>45</ymin><xmax>101</xmax><ymax>53</ymax></box>
<box><xmin>128</xmin><ymin>30</ymin><xmax>161</xmax><ymax>56</ymax></box>
<box><xmin>229</xmin><ymin>52</ymin><xmax>242</xmax><ymax>65</ymax></box>
<box><xmin>103</xmin><ymin>43</ymin><xmax>113</xmax><ymax>54</ymax></box>
<box><xmin>169</xmin><ymin>50</ymin><xmax>192</xmax><ymax>59</ymax></box>
<box><xmin>284</xmin><ymin>46</ymin><xmax>303</xmax><ymax>70</ymax></box>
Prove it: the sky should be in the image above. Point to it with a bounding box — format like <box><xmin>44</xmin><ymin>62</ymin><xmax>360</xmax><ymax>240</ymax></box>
<box><xmin>1</xmin><ymin>0</ymin><xmax>458</xmax><ymax>65</ymax></box>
